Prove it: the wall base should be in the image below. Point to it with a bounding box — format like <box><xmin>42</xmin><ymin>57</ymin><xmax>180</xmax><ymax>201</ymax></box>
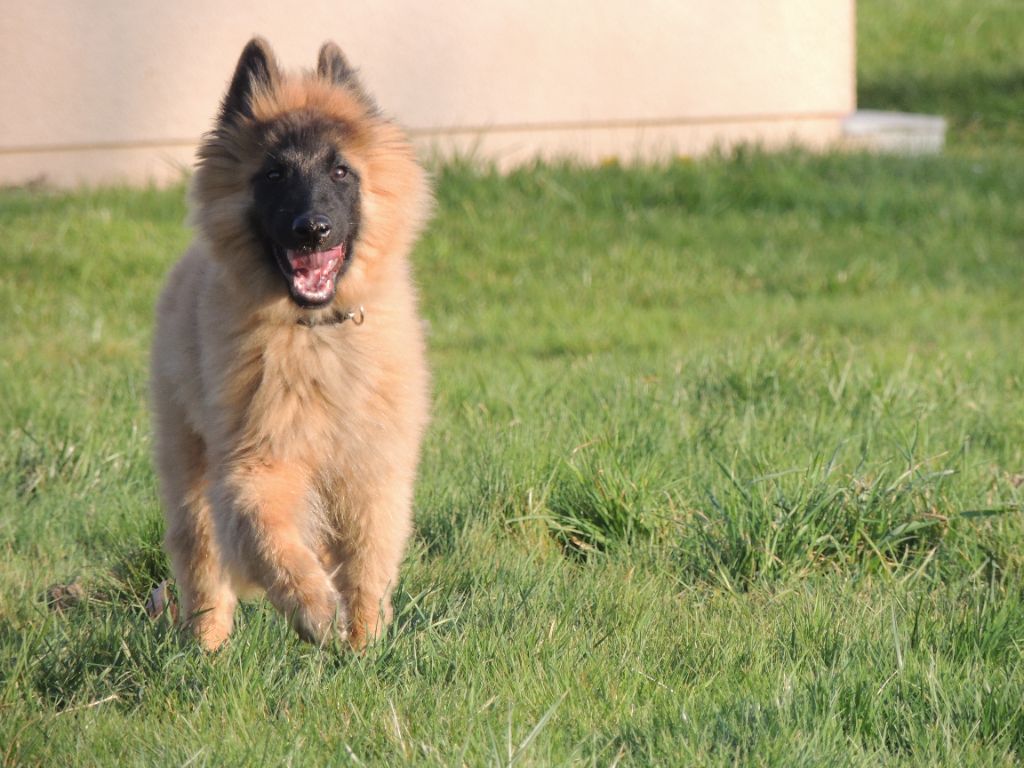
<box><xmin>1</xmin><ymin>114</ymin><xmax>847</xmax><ymax>188</ymax></box>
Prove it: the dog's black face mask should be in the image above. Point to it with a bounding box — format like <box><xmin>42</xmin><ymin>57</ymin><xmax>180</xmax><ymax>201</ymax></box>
<box><xmin>250</xmin><ymin>123</ymin><xmax>361</xmax><ymax>308</ymax></box>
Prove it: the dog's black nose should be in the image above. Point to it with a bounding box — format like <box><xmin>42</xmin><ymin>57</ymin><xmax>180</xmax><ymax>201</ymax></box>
<box><xmin>292</xmin><ymin>213</ymin><xmax>332</xmax><ymax>243</ymax></box>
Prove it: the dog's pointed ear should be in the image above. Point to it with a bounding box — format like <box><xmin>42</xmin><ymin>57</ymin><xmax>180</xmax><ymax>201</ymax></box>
<box><xmin>317</xmin><ymin>41</ymin><xmax>379</xmax><ymax>113</ymax></box>
<box><xmin>220</xmin><ymin>37</ymin><xmax>279</xmax><ymax>124</ymax></box>
<box><xmin>317</xmin><ymin>41</ymin><xmax>356</xmax><ymax>85</ymax></box>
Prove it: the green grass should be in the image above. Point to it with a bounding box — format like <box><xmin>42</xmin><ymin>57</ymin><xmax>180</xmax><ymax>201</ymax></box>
<box><xmin>2</xmin><ymin>1</ymin><xmax>1023</xmax><ymax>764</ymax></box>
<box><xmin>858</xmin><ymin>0</ymin><xmax>1024</xmax><ymax>150</ymax></box>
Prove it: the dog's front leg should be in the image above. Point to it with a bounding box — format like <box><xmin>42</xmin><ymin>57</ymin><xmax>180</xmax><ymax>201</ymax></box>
<box><xmin>329</xmin><ymin>479</ymin><xmax>414</xmax><ymax>650</ymax></box>
<box><xmin>155</xmin><ymin>416</ymin><xmax>237</xmax><ymax>651</ymax></box>
<box><xmin>215</xmin><ymin>460</ymin><xmax>347</xmax><ymax>646</ymax></box>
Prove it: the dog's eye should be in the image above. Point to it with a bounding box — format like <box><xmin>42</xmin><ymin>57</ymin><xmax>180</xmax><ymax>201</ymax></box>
<box><xmin>331</xmin><ymin>165</ymin><xmax>349</xmax><ymax>182</ymax></box>
<box><xmin>266</xmin><ymin>168</ymin><xmax>284</xmax><ymax>182</ymax></box>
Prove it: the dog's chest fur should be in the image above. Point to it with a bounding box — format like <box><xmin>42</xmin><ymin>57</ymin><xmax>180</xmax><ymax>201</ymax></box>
<box><xmin>207</xmin><ymin>314</ymin><xmax>397</xmax><ymax>471</ymax></box>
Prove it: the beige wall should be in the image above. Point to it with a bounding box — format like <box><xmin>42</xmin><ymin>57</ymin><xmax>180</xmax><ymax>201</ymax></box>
<box><xmin>0</xmin><ymin>1</ymin><xmax>855</xmax><ymax>187</ymax></box>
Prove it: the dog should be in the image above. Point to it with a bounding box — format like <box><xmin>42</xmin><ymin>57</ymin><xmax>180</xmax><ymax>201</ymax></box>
<box><xmin>150</xmin><ymin>37</ymin><xmax>431</xmax><ymax>650</ymax></box>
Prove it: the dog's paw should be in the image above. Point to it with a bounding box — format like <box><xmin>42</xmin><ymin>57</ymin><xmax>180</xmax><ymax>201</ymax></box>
<box><xmin>291</xmin><ymin>593</ymin><xmax>349</xmax><ymax>649</ymax></box>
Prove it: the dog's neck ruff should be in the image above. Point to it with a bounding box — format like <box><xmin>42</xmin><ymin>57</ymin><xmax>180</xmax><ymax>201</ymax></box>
<box><xmin>296</xmin><ymin>305</ymin><xmax>365</xmax><ymax>328</ymax></box>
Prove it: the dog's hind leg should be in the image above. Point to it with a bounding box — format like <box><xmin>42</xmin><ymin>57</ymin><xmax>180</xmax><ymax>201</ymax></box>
<box><xmin>215</xmin><ymin>461</ymin><xmax>347</xmax><ymax>647</ymax></box>
<box><xmin>153</xmin><ymin>405</ymin><xmax>237</xmax><ymax>651</ymax></box>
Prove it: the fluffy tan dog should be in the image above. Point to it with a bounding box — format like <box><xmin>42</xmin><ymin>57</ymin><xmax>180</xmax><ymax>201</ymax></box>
<box><xmin>150</xmin><ymin>38</ymin><xmax>431</xmax><ymax>650</ymax></box>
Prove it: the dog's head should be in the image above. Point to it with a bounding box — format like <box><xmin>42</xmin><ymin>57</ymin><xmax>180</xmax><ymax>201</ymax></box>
<box><xmin>192</xmin><ymin>38</ymin><xmax>429</xmax><ymax>314</ymax></box>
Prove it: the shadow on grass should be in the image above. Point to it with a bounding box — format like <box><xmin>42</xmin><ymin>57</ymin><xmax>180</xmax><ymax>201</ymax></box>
<box><xmin>859</xmin><ymin>68</ymin><xmax>1024</xmax><ymax>144</ymax></box>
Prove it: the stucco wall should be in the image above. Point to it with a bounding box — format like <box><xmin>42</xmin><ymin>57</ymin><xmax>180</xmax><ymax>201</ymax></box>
<box><xmin>0</xmin><ymin>1</ymin><xmax>855</xmax><ymax>187</ymax></box>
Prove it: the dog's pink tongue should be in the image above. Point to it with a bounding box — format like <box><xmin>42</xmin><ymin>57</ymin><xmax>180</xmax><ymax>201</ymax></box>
<box><xmin>287</xmin><ymin>245</ymin><xmax>345</xmax><ymax>301</ymax></box>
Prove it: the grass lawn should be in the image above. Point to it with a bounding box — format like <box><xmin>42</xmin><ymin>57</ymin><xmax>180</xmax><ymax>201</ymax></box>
<box><xmin>2</xmin><ymin>0</ymin><xmax>1023</xmax><ymax>764</ymax></box>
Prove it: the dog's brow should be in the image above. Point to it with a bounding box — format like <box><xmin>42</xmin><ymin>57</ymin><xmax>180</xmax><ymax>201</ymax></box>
<box><xmin>278</xmin><ymin>143</ymin><xmax>334</xmax><ymax>169</ymax></box>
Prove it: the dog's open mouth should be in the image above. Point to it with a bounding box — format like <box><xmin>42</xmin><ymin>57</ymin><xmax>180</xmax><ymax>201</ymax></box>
<box><xmin>274</xmin><ymin>244</ymin><xmax>346</xmax><ymax>306</ymax></box>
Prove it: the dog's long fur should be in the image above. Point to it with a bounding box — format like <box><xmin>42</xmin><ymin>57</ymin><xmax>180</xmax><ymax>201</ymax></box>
<box><xmin>150</xmin><ymin>38</ymin><xmax>431</xmax><ymax>650</ymax></box>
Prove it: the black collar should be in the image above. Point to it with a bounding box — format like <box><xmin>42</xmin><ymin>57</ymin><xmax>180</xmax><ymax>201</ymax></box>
<box><xmin>296</xmin><ymin>305</ymin><xmax>365</xmax><ymax>328</ymax></box>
